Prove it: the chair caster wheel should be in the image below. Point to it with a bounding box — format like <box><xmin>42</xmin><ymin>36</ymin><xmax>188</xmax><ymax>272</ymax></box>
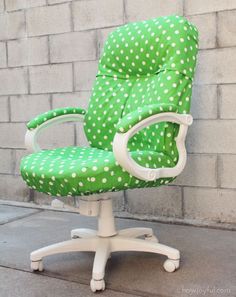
<box><xmin>145</xmin><ymin>235</ymin><xmax>159</xmax><ymax>243</ymax></box>
<box><xmin>90</xmin><ymin>279</ymin><xmax>105</xmax><ymax>292</ymax></box>
<box><xmin>163</xmin><ymin>259</ymin><xmax>179</xmax><ymax>272</ymax></box>
<box><xmin>71</xmin><ymin>231</ymin><xmax>80</xmax><ymax>239</ymax></box>
<box><xmin>31</xmin><ymin>260</ymin><xmax>43</xmax><ymax>272</ymax></box>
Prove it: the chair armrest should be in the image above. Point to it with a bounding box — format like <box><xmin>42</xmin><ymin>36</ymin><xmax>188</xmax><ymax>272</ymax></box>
<box><xmin>116</xmin><ymin>103</ymin><xmax>178</xmax><ymax>133</ymax></box>
<box><xmin>25</xmin><ymin>107</ymin><xmax>86</xmax><ymax>152</ymax></box>
<box><xmin>113</xmin><ymin>112</ymin><xmax>193</xmax><ymax>181</ymax></box>
<box><xmin>27</xmin><ymin>107</ymin><xmax>86</xmax><ymax>130</ymax></box>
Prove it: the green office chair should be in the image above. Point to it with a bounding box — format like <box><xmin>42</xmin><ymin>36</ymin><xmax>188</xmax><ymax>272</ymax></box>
<box><xmin>21</xmin><ymin>15</ymin><xmax>198</xmax><ymax>292</ymax></box>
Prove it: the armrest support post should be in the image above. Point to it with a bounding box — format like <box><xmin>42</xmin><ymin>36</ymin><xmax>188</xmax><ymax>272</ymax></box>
<box><xmin>25</xmin><ymin>114</ymin><xmax>85</xmax><ymax>152</ymax></box>
<box><xmin>113</xmin><ymin>112</ymin><xmax>192</xmax><ymax>181</ymax></box>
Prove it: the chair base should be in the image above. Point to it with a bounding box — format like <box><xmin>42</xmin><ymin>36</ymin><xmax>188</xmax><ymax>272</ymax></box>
<box><xmin>30</xmin><ymin>198</ymin><xmax>180</xmax><ymax>292</ymax></box>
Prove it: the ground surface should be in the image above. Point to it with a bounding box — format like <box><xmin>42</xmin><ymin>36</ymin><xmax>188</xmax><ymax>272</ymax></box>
<box><xmin>0</xmin><ymin>204</ymin><xmax>235</xmax><ymax>297</ymax></box>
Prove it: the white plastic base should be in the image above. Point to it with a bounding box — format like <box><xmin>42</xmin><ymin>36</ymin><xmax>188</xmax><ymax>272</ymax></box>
<box><xmin>30</xmin><ymin>199</ymin><xmax>180</xmax><ymax>292</ymax></box>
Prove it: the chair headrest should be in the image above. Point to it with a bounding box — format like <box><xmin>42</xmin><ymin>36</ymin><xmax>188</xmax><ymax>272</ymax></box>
<box><xmin>98</xmin><ymin>15</ymin><xmax>198</xmax><ymax>80</ymax></box>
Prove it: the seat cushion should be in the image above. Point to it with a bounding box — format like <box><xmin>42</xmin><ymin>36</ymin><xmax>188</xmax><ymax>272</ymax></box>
<box><xmin>20</xmin><ymin>146</ymin><xmax>175</xmax><ymax>197</ymax></box>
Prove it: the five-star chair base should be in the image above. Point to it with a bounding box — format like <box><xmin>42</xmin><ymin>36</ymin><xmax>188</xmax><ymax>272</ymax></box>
<box><xmin>30</xmin><ymin>198</ymin><xmax>180</xmax><ymax>292</ymax></box>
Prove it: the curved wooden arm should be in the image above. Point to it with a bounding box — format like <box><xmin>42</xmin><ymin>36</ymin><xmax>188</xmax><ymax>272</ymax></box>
<box><xmin>113</xmin><ymin>112</ymin><xmax>193</xmax><ymax>181</ymax></box>
<box><xmin>25</xmin><ymin>114</ymin><xmax>85</xmax><ymax>152</ymax></box>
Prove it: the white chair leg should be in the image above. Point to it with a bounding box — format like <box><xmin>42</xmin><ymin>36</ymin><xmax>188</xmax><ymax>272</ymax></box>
<box><xmin>29</xmin><ymin>198</ymin><xmax>181</xmax><ymax>293</ymax></box>
<box><xmin>92</xmin><ymin>239</ymin><xmax>110</xmax><ymax>280</ymax></box>
<box><xmin>71</xmin><ymin>228</ymin><xmax>97</xmax><ymax>239</ymax></box>
<box><xmin>31</xmin><ymin>238</ymin><xmax>97</xmax><ymax>265</ymax></box>
<box><xmin>118</xmin><ymin>227</ymin><xmax>158</xmax><ymax>242</ymax></box>
<box><xmin>110</xmin><ymin>236</ymin><xmax>180</xmax><ymax>272</ymax></box>
<box><xmin>90</xmin><ymin>239</ymin><xmax>110</xmax><ymax>292</ymax></box>
<box><xmin>111</xmin><ymin>236</ymin><xmax>179</xmax><ymax>259</ymax></box>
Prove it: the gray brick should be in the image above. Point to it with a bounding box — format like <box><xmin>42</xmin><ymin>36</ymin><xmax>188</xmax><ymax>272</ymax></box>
<box><xmin>219</xmin><ymin>85</ymin><xmax>236</xmax><ymax>119</ymax></box>
<box><xmin>0</xmin><ymin>149</ymin><xmax>13</xmax><ymax>174</ymax></box>
<box><xmin>220</xmin><ymin>155</ymin><xmax>236</xmax><ymax>189</ymax></box>
<box><xmin>0</xmin><ymin>11</ymin><xmax>25</xmax><ymax>40</ymax></box>
<box><xmin>173</xmin><ymin>154</ymin><xmax>217</xmax><ymax>187</ymax></box>
<box><xmin>184</xmin><ymin>187</ymin><xmax>236</xmax><ymax>223</ymax></box>
<box><xmin>0</xmin><ymin>68</ymin><xmax>27</xmax><ymax>95</ymax></box>
<box><xmin>15</xmin><ymin>149</ymin><xmax>28</xmax><ymax>175</ymax></box>
<box><xmin>29</xmin><ymin>64</ymin><xmax>73</xmax><ymax>94</ymax></box>
<box><xmin>52</xmin><ymin>92</ymin><xmax>90</xmax><ymax>109</ymax></box>
<box><xmin>10</xmin><ymin>94</ymin><xmax>50</xmax><ymax>122</ymax></box>
<box><xmin>185</xmin><ymin>0</ymin><xmax>236</xmax><ymax>15</ymax></box>
<box><xmin>187</xmin><ymin>14</ymin><xmax>216</xmax><ymax>49</ymax></box>
<box><xmin>6</xmin><ymin>0</ymin><xmax>46</xmax><ymax>11</ymax></box>
<box><xmin>0</xmin><ymin>174</ymin><xmax>29</xmax><ymax>201</ymax></box>
<box><xmin>187</xmin><ymin>120</ymin><xmax>236</xmax><ymax>154</ymax></box>
<box><xmin>73</xmin><ymin>0</ymin><xmax>123</xmax><ymax>31</ymax></box>
<box><xmin>0</xmin><ymin>96</ymin><xmax>9</xmax><ymax>121</ymax></box>
<box><xmin>126</xmin><ymin>186</ymin><xmax>182</xmax><ymax>218</ymax></box>
<box><xmin>38</xmin><ymin>123</ymin><xmax>74</xmax><ymax>149</ymax></box>
<box><xmin>125</xmin><ymin>0</ymin><xmax>183</xmax><ymax>22</ymax></box>
<box><xmin>0</xmin><ymin>123</ymin><xmax>74</xmax><ymax>149</ymax></box>
<box><xmin>26</xmin><ymin>4</ymin><xmax>71</xmax><ymax>37</ymax></box>
<box><xmin>0</xmin><ymin>42</ymin><xmax>7</xmax><ymax>68</ymax></box>
<box><xmin>191</xmin><ymin>85</ymin><xmax>217</xmax><ymax>119</ymax></box>
<box><xmin>195</xmin><ymin>48</ymin><xmax>236</xmax><ymax>84</ymax></box>
<box><xmin>52</xmin><ymin>92</ymin><xmax>90</xmax><ymax>146</ymax></box>
<box><xmin>50</xmin><ymin>31</ymin><xmax>96</xmax><ymax>63</ymax></box>
<box><xmin>8</xmin><ymin>37</ymin><xmax>48</xmax><ymax>67</ymax></box>
<box><xmin>218</xmin><ymin>10</ymin><xmax>236</xmax><ymax>48</ymax></box>
<box><xmin>0</xmin><ymin>123</ymin><xmax>26</xmax><ymax>148</ymax></box>
<box><xmin>74</xmin><ymin>61</ymin><xmax>98</xmax><ymax>91</ymax></box>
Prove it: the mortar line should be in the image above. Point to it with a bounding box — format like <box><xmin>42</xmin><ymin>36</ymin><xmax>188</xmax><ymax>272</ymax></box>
<box><xmin>185</xmin><ymin>7</ymin><xmax>236</xmax><ymax>18</ymax></box>
<box><xmin>5</xmin><ymin>40</ymin><xmax>9</xmax><ymax>67</ymax></box>
<box><xmin>123</xmin><ymin>0</ymin><xmax>127</xmax><ymax>24</ymax></box>
<box><xmin>7</xmin><ymin>95</ymin><xmax>11</xmax><ymax>122</ymax></box>
<box><xmin>123</xmin><ymin>190</ymin><xmax>128</xmax><ymax>212</ymax></box>
<box><xmin>49</xmin><ymin>93</ymin><xmax>53</xmax><ymax>109</ymax></box>
<box><xmin>72</xmin><ymin>62</ymin><xmax>76</xmax><ymax>92</ymax></box>
<box><xmin>216</xmin><ymin>154</ymin><xmax>221</xmax><ymax>188</ymax></box>
<box><xmin>11</xmin><ymin>148</ymin><xmax>16</xmax><ymax>175</ymax></box>
<box><xmin>69</xmin><ymin>1</ymin><xmax>74</xmax><ymax>32</ymax></box>
<box><xmin>215</xmin><ymin>11</ymin><xmax>219</xmax><ymax>48</ymax></box>
<box><xmin>47</xmin><ymin>35</ymin><xmax>51</xmax><ymax>64</ymax></box>
<box><xmin>182</xmin><ymin>0</ymin><xmax>186</xmax><ymax>16</ymax></box>
<box><xmin>216</xmin><ymin>84</ymin><xmax>221</xmax><ymax>119</ymax></box>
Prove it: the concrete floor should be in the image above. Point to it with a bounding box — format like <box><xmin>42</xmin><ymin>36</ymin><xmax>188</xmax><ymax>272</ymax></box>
<box><xmin>0</xmin><ymin>204</ymin><xmax>235</xmax><ymax>297</ymax></box>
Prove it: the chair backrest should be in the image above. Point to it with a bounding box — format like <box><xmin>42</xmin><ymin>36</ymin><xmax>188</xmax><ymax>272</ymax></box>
<box><xmin>84</xmin><ymin>15</ymin><xmax>198</xmax><ymax>160</ymax></box>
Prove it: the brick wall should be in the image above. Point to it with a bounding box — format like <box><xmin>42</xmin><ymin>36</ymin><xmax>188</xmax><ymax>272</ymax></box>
<box><xmin>0</xmin><ymin>0</ymin><xmax>235</xmax><ymax>226</ymax></box>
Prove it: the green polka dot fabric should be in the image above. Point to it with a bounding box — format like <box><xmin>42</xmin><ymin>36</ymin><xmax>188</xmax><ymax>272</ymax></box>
<box><xmin>21</xmin><ymin>15</ymin><xmax>198</xmax><ymax>197</ymax></box>
<box><xmin>27</xmin><ymin>107</ymin><xmax>86</xmax><ymax>130</ymax></box>
<box><xmin>21</xmin><ymin>147</ymin><xmax>176</xmax><ymax>196</ymax></box>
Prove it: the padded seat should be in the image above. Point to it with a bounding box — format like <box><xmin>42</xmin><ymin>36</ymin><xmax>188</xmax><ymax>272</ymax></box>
<box><xmin>21</xmin><ymin>146</ymin><xmax>175</xmax><ymax>196</ymax></box>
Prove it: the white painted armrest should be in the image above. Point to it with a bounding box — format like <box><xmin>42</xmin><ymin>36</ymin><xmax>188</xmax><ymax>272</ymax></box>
<box><xmin>113</xmin><ymin>112</ymin><xmax>193</xmax><ymax>181</ymax></box>
<box><xmin>25</xmin><ymin>114</ymin><xmax>84</xmax><ymax>152</ymax></box>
